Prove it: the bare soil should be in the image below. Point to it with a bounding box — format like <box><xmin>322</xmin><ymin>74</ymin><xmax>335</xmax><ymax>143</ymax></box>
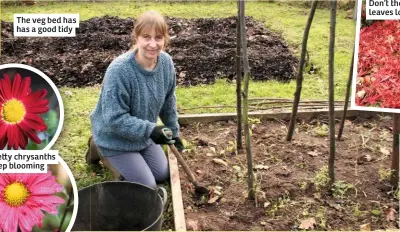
<box><xmin>1</xmin><ymin>16</ymin><xmax>298</xmax><ymax>87</ymax></box>
<box><xmin>178</xmin><ymin>115</ymin><xmax>399</xmax><ymax>231</ymax></box>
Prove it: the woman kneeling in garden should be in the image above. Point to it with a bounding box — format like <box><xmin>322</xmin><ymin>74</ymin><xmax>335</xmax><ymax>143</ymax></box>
<box><xmin>87</xmin><ymin>10</ymin><xmax>184</xmax><ymax>189</ymax></box>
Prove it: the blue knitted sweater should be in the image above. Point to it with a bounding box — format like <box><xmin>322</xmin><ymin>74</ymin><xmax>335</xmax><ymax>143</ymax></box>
<box><xmin>90</xmin><ymin>49</ymin><xmax>179</xmax><ymax>157</ymax></box>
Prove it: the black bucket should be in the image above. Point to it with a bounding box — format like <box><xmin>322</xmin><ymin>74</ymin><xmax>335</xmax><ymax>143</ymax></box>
<box><xmin>72</xmin><ymin>181</ymin><xmax>167</xmax><ymax>231</ymax></box>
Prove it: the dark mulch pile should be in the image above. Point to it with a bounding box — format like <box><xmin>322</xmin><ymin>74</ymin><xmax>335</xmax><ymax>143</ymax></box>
<box><xmin>1</xmin><ymin>16</ymin><xmax>298</xmax><ymax>87</ymax></box>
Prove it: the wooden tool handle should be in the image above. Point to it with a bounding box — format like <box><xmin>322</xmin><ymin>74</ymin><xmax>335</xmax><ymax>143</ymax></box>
<box><xmin>169</xmin><ymin>144</ymin><xmax>198</xmax><ymax>184</ymax></box>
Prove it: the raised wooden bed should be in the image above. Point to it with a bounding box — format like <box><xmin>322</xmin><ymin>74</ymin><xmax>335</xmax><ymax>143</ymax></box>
<box><xmin>167</xmin><ymin>147</ymin><xmax>187</xmax><ymax>231</ymax></box>
<box><xmin>167</xmin><ymin>108</ymin><xmax>383</xmax><ymax>231</ymax></box>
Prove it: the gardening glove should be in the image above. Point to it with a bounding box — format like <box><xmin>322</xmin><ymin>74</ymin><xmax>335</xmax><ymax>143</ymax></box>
<box><xmin>150</xmin><ymin>126</ymin><xmax>174</xmax><ymax>145</ymax></box>
<box><xmin>173</xmin><ymin>137</ymin><xmax>185</xmax><ymax>152</ymax></box>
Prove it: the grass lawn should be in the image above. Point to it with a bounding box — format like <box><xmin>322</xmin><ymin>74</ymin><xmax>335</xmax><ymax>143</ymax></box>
<box><xmin>1</xmin><ymin>1</ymin><xmax>356</xmax><ymax>188</ymax></box>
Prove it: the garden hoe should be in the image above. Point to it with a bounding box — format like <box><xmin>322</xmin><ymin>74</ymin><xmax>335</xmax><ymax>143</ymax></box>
<box><xmin>162</xmin><ymin>128</ymin><xmax>210</xmax><ymax>197</ymax></box>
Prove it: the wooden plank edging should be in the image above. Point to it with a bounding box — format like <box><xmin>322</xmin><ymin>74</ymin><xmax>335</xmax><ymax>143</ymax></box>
<box><xmin>178</xmin><ymin>109</ymin><xmax>380</xmax><ymax>126</ymax></box>
<box><xmin>168</xmin><ymin>147</ymin><xmax>187</xmax><ymax>231</ymax></box>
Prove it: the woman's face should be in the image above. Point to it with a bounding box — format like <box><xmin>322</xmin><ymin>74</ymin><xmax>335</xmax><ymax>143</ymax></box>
<box><xmin>136</xmin><ymin>26</ymin><xmax>165</xmax><ymax>61</ymax></box>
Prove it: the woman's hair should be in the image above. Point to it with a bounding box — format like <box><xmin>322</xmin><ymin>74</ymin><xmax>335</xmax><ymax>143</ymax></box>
<box><xmin>130</xmin><ymin>10</ymin><xmax>169</xmax><ymax>50</ymax></box>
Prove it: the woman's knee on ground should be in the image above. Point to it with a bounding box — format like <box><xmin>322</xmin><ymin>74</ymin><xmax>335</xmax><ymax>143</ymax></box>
<box><xmin>106</xmin><ymin>152</ymin><xmax>158</xmax><ymax>189</ymax></box>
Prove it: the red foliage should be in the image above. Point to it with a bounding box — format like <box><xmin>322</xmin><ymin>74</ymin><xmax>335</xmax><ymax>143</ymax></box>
<box><xmin>356</xmin><ymin>20</ymin><xmax>400</xmax><ymax>108</ymax></box>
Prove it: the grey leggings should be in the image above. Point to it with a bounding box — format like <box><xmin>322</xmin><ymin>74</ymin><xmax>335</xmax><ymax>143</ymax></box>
<box><xmin>106</xmin><ymin>141</ymin><xmax>169</xmax><ymax>189</ymax></box>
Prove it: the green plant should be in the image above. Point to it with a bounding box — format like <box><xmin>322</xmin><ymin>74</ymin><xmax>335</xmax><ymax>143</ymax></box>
<box><xmin>394</xmin><ymin>187</ymin><xmax>399</xmax><ymax>200</ymax></box>
<box><xmin>182</xmin><ymin>139</ymin><xmax>197</xmax><ymax>153</ymax></box>
<box><xmin>226</xmin><ymin>140</ymin><xmax>237</xmax><ymax>154</ymax></box>
<box><xmin>313</xmin><ymin>124</ymin><xmax>329</xmax><ymax>137</ymax></box>
<box><xmin>266</xmin><ymin>192</ymin><xmax>291</xmax><ymax>216</ymax></box>
<box><xmin>232</xmin><ymin>163</ymin><xmax>246</xmax><ymax>182</ymax></box>
<box><xmin>266</xmin><ymin>153</ymin><xmax>283</xmax><ymax>163</ymax></box>
<box><xmin>299</xmin><ymin>181</ymin><xmax>308</xmax><ymax>190</ymax></box>
<box><xmin>316</xmin><ymin>206</ymin><xmax>327</xmax><ymax>229</ymax></box>
<box><xmin>332</xmin><ymin>181</ymin><xmax>354</xmax><ymax>198</ymax></box>
<box><xmin>313</xmin><ymin>166</ymin><xmax>330</xmax><ymax>191</ymax></box>
<box><xmin>370</xmin><ymin>209</ymin><xmax>382</xmax><ymax>217</ymax></box>
<box><xmin>295</xmin><ymin>162</ymin><xmax>307</xmax><ymax>169</ymax></box>
<box><xmin>248</xmin><ymin>117</ymin><xmax>261</xmax><ymax>124</ymax></box>
<box><xmin>353</xmin><ymin>203</ymin><xmax>366</xmax><ymax>217</ymax></box>
<box><xmin>378</xmin><ymin>167</ymin><xmax>394</xmax><ymax>181</ymax></box>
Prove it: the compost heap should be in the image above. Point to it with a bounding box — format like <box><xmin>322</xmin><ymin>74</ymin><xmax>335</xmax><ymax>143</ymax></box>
<box><xmin>1</xmin><ymin>16</ymin><xmax>298</xmax><ymax>87</ymax></box>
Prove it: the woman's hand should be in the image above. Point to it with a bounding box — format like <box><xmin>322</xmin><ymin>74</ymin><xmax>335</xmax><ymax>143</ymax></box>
<box><xmin>150</xmin><ymin>126</ymin><xmax>174</xmax><ymax>144</ymax></box>
<box><xmin>172</xmin><ymin>137</ymin><xmax>184</xmax><ymax>152</ymax></box>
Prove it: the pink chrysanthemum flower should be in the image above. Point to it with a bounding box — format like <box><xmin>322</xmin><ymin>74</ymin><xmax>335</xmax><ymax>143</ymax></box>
<box><xmin>0</xmin><ymin>172</ymin><xmax>65</xmax><ymax>232</ymax></box>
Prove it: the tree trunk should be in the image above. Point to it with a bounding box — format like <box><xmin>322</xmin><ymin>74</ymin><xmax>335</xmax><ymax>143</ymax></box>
<box><xmin>236</xmin><ymin>0</ymin><xmax>243</xmax><ymax>151</ymax></box>
<box><xmin>286</xmin><ymin>0</ymin><xmax>318</xmax><ymax>141</ymax></box>
<box><xmin>239</xmin><ymin>0</ymin><xmax>255</xmax><ymax>200</ymax></box>
<box><xmin>337</xmin><ymin>48</ymin><xmax>354</xmax><ymax>140</ymax></box>
<box><xmin>391</xmin><ymin>114</ymin><xmax>400</xmax><ymax>188</ymax></box>
<box><xmin>328</xmin><ymin>0</ymin><xmax>337</xmax><ymax>187</ymax></box>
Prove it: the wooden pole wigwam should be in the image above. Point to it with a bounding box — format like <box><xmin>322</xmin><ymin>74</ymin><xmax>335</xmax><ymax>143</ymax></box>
<box><xmin>391</xmin><ymin>114</ymin><xmax>400</xmax><ymax>188</ymax></box>
<box><xmin>286</xmin><ymin>0</ymin><xmax>318</xmax><ymax>141</ymax></box>
<box><xmin>239</xmin><ymin>0</ymin><xmax>255</xmax><ymax>200</ymax></box>
<box><xmin>337</xmin><ymin>48</ymin><xmax>355</xmax><ymax>140</ymax></box>
<box><xmin>236</xmin><ymin>0</ymin><xmax>243</xmax><ymax>151</ymax></box>
<box><xmin>328</xmin><ymin>0</ymin><xmax>338</xmax><ymax>186</ymax></box>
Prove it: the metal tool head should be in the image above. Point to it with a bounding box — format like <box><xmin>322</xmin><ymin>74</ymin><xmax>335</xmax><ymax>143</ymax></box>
<box><xmin>161</xmin><ymin>128</ymin><xmax>175</xmax><ymax>144</ymax></box>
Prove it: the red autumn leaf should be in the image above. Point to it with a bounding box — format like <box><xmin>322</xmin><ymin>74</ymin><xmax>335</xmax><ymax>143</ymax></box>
<box><xmin>356</xmin><ymin>20</ymin><xmax>400</xmax><ymax>109</ymax></box>
<box><xmin>386</xmin><ymin>207</ymin><xmax>397</xmax><ymax>222</ymax></box>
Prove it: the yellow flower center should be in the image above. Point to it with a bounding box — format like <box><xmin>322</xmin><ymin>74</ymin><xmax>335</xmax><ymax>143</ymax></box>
<box><xmin>2</xmin><ymin>99</ymin><xmax>26</xmax><ymax>124</ymax></box>
<box><xmin>4</xmin><ymin>182</ymin><xmax>30</xmax><ymax>207</ymax></box>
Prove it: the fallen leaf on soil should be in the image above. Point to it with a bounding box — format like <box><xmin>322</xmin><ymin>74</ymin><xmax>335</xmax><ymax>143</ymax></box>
<box><xmin>326</xmin><ymin>200</ymin><xmax>342</xmax><ymax>210</ymax></box>
<box><xmin>386</xmin><ymin>207</ymin><xmax>397</xmax><ymax>221</ymax></box>
<box><xmin>299</xmin><ymin>217</ymin><xmax>316</xmax><ymax>230</ymax></box>
<box><xmin>186</xmin><ymin>219</ymin><xmax>199</xmax><ymax>231</ymax></box>
<box><xmin>307</xmin><ymin>150</ymin><xmax>320</xmax><ymax>157</ymax></box>
<box><xmin>233</xmin><ymin>165</ymin><xmax>241</xmax><ymax>172</ymax></box>
<box><xmin>254</xmin><ymin>164</ymin><xmax>270</xmax><ymax>170</ymax></box>
<box><xmin>208</xmin><ymin>196</ymin><xmax>219</xmax><ymax>204</ymax></box>
<box><xmin>360</xmin><ymin>223</ymin><xmax>371</xmax><ymax>231</ymax></box>
<box><xmin>213</xmin><ymin>158</ymin><xmax>228</xmax><ymax>167</ymax></box>
<box><xmin>256</xmin><ymin>191</ymin><xmax>266</xmax><ymax>201</ymax></box>
<box><xmin>209</xmin><ymin>141</ymin><xmax>217</xmax><ymax>146</ymax></box>
<box><xmin>380</xmin><ymin>147</ymin><xmax>390</xmax><ymax>156</ymax></box>
<box><xmin>210</xmin><ymin>147</ymin><xmax>216</xmax><ymax>153</ymax></box>
<box><xmin>185</xmin><ymin>206</ymin><xmax>193</xmax><ymax>213</ymax></box>
<box><xmin>364</xmin><ymin>154</ymin><xmax>373</xmax><ymax>161</ymax></box>
<box><xmin>213</xmin><ymin>190</ymin><xmax>222</xmax><ymax>195</ymax></box>
<box><xmin>357</xmin><ymin>154</ymin><xmax>374</xmax><ymax>164</ymax></box>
